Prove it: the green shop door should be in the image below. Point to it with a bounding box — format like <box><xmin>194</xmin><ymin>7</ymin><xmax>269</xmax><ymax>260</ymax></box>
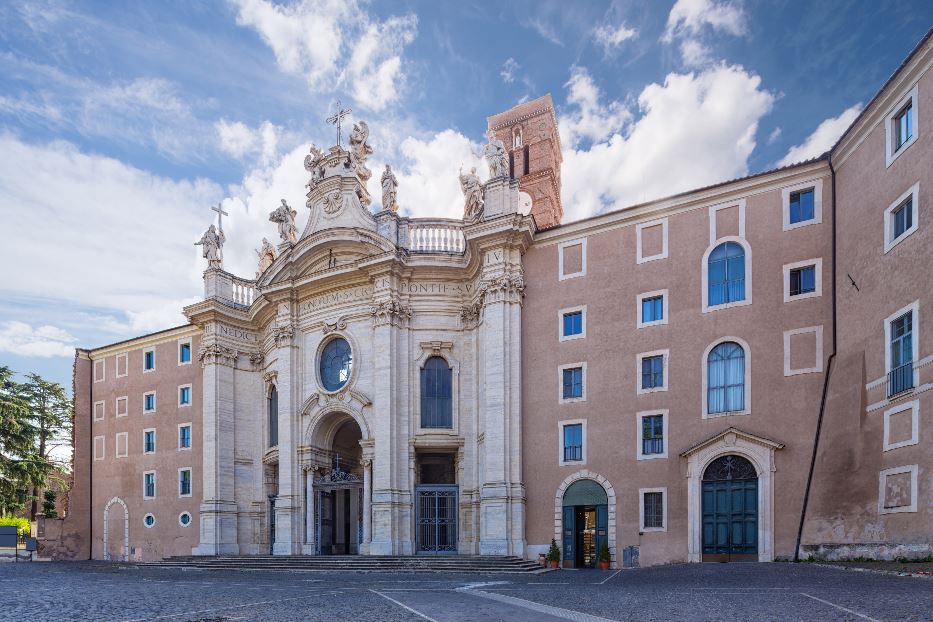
<box><xmin>561</xmin><ymin>479</ymin><xmax>608</xmax><ymax>568</ymax></box>
<box><xmin>701</xmin><ymin>455</ymin><xmax>758</xmax><ymax>562</ymax></box>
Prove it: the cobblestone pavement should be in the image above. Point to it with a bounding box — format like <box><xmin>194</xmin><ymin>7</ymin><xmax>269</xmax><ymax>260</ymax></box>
<box><xmin>1</xmin><ymin>561</ymin><xmax>931</xmax><ymax>622</ymax></box>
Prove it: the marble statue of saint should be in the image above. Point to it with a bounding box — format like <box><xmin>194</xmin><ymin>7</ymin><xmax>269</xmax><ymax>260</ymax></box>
<box><xmin>348</xmin><ymin>121</ymin><xmax>373</xmax><ymax>182</ymax></box>
<box><xmin>459</xmin><ymin>166</ymin><xmax>484</xmax><ymax>221</ymax></box>
<box><xmin>255</xmin><ymin>237</ymin><xmax>277</xmax><ymax>277</ymax></box>
<box><xmin>304</xmin><ymin>144</ymin><xmax>326</xmax><ymax>190</ymax></box>
<box><xmin>195</xmin><ymin>224</ymin><xmax>225</xmax><ymax>269</ymax></box>
<box><xmin>483</xmin><ymin>130</ymin><xmax>508</xmax><ymax>179</ymax></box>
<box><xmin>269</xmin><ymin>199</ymin><xmax>298</xmax><ymax>244</ymax></box>
<box><xmin>381</xmin><ymin>164</ymin><xmax>399</xmax><ymax>213</ymax></box>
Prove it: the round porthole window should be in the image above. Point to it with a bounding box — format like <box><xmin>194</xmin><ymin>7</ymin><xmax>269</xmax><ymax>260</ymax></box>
<box><xmin>179</xmin><ymin>512</ymin><xmax>192</xmax><ymax>527</ymax></box>
<box><xmin>319</xmin><ymin>337</ymin><xmax>352</xmax><ymax>391</ymax></box>
<box><xmin>143</xmin><ymin>513</ymin><xmax>155</xmax><ymax>528</ymax></box>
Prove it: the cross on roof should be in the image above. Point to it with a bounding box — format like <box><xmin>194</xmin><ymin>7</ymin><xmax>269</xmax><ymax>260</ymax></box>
<box><xmin>326</xmin><ymin>100</ymin><xmax>352</xmax><ymax>147</ymax></box>
<box><xmin>211</xmin><ymin>202</ymin><xmax>229</xmax><ymax>232</ymax></box>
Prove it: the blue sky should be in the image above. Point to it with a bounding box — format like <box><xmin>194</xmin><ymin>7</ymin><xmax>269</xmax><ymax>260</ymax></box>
<box><xmin>1</xmin><ymin>0</ymin><xmax>931</xmax><ymax>389</ymax></box>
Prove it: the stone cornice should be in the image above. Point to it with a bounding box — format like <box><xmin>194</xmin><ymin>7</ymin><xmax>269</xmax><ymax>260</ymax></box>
<box><xmin>198</xmin><ymin>342</ymin><xmax>238</xmax><ymax>368</ymax></box>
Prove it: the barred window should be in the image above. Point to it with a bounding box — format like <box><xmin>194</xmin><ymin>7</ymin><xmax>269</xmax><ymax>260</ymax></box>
<box><xmin>643</xmin><ymin>492</ymin><xmax>663</xmax><ymax>529</ymax></box>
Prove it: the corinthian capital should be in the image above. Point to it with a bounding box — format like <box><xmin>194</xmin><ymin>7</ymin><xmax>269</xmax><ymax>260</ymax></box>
<box><xmin>198</xmin><ymin>343</ymin><xmax>238</xmax><ymax>368</ymax></box>
<box><xmin>370</xmin><ymin>298</ymin><xmax>412</xmax><ymax>327</ymax></box>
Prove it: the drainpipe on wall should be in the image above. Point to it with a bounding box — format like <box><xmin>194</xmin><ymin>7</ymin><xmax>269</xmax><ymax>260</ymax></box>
<box><xmin>87</xmin><ymin>351</ymin><xmax>93</xmax><ymax>560</ymax></box>
<box><xmin>794</xmin><ymin>155</ymin><xmax>839</xmax><ymax>562</ymax></box>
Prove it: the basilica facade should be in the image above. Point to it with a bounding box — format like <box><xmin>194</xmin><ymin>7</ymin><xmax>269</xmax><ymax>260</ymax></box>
<box><xmin>56</xmin><ymin>29</ymin><xmax>932</xmax><ymax>567</ymax></box>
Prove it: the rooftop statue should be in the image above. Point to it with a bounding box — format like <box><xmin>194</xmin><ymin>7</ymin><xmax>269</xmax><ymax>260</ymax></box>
<box><xmin>348</xmin><ymin>121</ymin><xmax>373</xmax><ymax>182</ymax></box>
<box><xmin>484</xmin><ymin>129</ymin><xmax>508</xmax><ymax>179</ymax></box>
<box><xmin>195</xmin><ymin>224</ymin><xmax>225</xmax><ymax>269</ymax></box>
<box><xmin>304</xmin><ymin>144</ymin><xmax>326</xmax><ymax>191</ymax></box>
<box><xmin>459</xmin><ymin>166</ymin><xmax>484</xmax><ymax>222</ymax></box>
<box><xmin>255</xmin><ymin>237</ymin><xmax>277</xmax><ymax>277</ymax></box>
<box><xmin>269</xmin><ymin>198</ymin><xmax>298</xmax><ymax>244</ymax></box>
<box><xmin>381</xmin><ymin>164</ymin><xmax>399</xmax><ymax>213</ymax></box>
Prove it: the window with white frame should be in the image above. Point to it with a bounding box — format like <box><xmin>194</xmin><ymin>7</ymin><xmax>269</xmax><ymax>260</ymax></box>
<box><xmin>635</xmin><ymin>218</ymin><xmax>669</xmax><ymax>264</ymax></box>
<box><xmin>878</xmin><ymin>464</ymin><xmax>918</xmax><ymax>514</ymax></box>
<box><xmin>143</xmin><ymin>391</ymin><xmax>156</xmax><ymax>413</ymax></box>
<box><xmin>558</xmin><ymin>239</ymin><xmax>587</xmax><ymax>280</ymax></box>
<box><xmin>885</xmin><ymin>83</ymin><xmax>918</xmax><ymax>167</ymax></box>
<box><xmin>637</xmin><ymin>349</ymin><xmax>668</xmax><ymax>394</ymax></box>
<box><xmin>636</xmin><ymin>410</ymin><xmax>668</xmax><ymax>460</ymax></box>
<box><xmin>143</xmin><ymin>472</ymin><xmax>156</xmax><ymax>499</ymax></box>
<box><xmin>639</xmin><ymin>488</ymin><xmax>667</xmax><ymax>532</ymax></box>
<box><xmin>116</xmin><ymin>352</ymin><xmax>128</xmax><ymax>378</ymax></box>
<box><xmin>179</xmin><ymin>468</ymin><xmax>192</xmax><ymax>497</ymax></box>
<box><xmin>178</xmin><ymin>339</ymin><xmax>192</xmax><ymax>365</ymax></box>
<box><xmin>882</xmin><ymin>400</ymin><xmax>919</xmax><ymax>452</ymax></box>
<box><xmin>115</xmin><ymin>396</ymin><xmax>128</xmax><ymax>418</ymax></box>
<box><xmin>93</xmin><ymin>400</ymin><xmax>105</xmax><ymax>421</ymax></box>
<box><xmin>143</xmin><ymin>513</ymin><xmax>155</xmax><ymax>528</ymax></box>
<box><xmin>93</xmin><ymin>436</ymin><xmax>105</xmax><ymax>461</ymax></box>
<box><xmin>887</xmin><ymin>304</ymin><xmax>916</xmax><ymax>398</ymax></box>
<box><xmin>179</xmin><ymin>512</ymin><xmax>192</xmax><ymax>527</ymax></box>
<box><xmin>93</xmin><ymin>359</ymin><xmax>105</xmax><ymax>383</ymax></box>
<box><xmin>559</xmin><ymin>306</ymin><xmax>586</xmax><ymax>341</ymax></box>
<box><xmin>115</xmin><ymin>432</ymin><xmax>128</xmax><ymax>458</ymax></box>
<box><xmin>178</xmin><ymin>384</ymin><xmax>192</xmax><ymax>407</ymax></box>
<box><xmin>179</xmin><ymin>424</ymin><xmax>192</xmax><ymax>450</ymax></box>
<box><xmin>782</xmin><ymin>179</ymin><xmax>823</xmax><ymax>231</ymax></box>
<box><xmin>637</xmin><ymin>290</ymin><xmax>668</xmax><ymax>328</ymax></box>
<box><xmin>705</xmin><ymin>340</ymin><xmax>749</xmax><ymax>416</ymax></box>
<box><xmin>783</xmin><ymin>258</ymin><xmax>822</xmax><ymax>302</ymax></box>
<box><xmin>883</xmin><ymin>183</ymin><xmax>919</xmax><ymax>253</ymax></box>
<box><xmin>144</xmin><ymin>348</ymin><xmax>155</xmax><ymax>372</ymax></box>
<box><xmin>559</xmin><ymin>363</ymin><xmax>586</xmax><ymax>403</ymax></box>
<box><xmin>143</xmin><ymin>429</ymin><xmax>156</xmax><ymax>454</ymax></box>
<box><xmin>559</xmin><ymin>421</ymin><xmax>585</xmax><ymax>465</ymax></box>
<box><xmin>708</xmin><ymin>242</ymin><xmax>746</xmax><ymax>306</ymax></box>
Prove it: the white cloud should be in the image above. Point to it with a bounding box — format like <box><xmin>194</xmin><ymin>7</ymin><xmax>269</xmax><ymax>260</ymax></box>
<box><xmin>777</xmin><ymin>104</ymin><xmax>862</xmax><ymax>166</ymax></box>
<box><xmin>679</xmin><ymin>39</ymin><xmax>712</xmax><ymax>67</ymax></box>
<box><xmin>216</xmin><ymin>118</ymin><xmax>281</xmax><ymax>164</ymax></box>
<box><xmin>524</xmin><ymin>17</ymin><xmax>563</xmax><ymax>46</ymax></box>
<box><xmin>593</xmin><ymin>23</ymin><xmax>637</xmax><ymax>54</ymax></box>
<box><xmin>558</xmin><ymin>66</ymin><xmax>631</xmax><ymax>147</ymax></box>
<box><xmin>231</xmin><ymin>0</ymin><xmax>417</xmax><ymax>112</ymax></box>
<box><xmin>501</xmin><ymin>58</ymin><xmax>520</xmax><ymax>84</ymax></box>
<box><xmin>767</xmin><ymin>126</ymin><xmax>782</xmax><ymax>145</ymax></box>
<box><xmin>661</xmin><ymin>0</ymin><xmax>747</xmax><ymax>67</ymax></box>
<box><xmin>560</xmin><ymin>65</ymin><xmax>774</xmax><ymax>222</ymax></box>
<box><xmin>0</xmin><ymin>321</ymin><xmax>77</xmax><ymax>358</ymax></box>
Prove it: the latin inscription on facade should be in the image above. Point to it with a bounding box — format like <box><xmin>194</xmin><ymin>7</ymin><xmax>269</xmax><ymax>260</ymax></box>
<box><xmin>301</xmin><ymin>280</ymin><xmax>476</xmax><ymax>314</ymax></box>
<box><xmin>206</xmin><ymin>323</ymin><xmax>259</xmax><ymax>342</ymax></box>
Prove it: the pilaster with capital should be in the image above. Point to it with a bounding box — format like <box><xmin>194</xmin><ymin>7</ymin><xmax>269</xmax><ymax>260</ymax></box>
<box><xmin>272</xmin><ymin>301</ymin><xmax>302</xmax><ymax>555</ymax></box>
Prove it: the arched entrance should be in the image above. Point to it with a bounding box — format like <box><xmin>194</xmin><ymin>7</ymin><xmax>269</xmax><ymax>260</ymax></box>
<box><xmin>311</xmin><ymin>417</ymin><xmax>364</xmax><ymax>555</ymax></box>
<box><xmin>561</xmin><ymin>479</ymin><xmax>608</xmax><ymax>568</ymax></box>
<box><xmin>701</xmin><ymin>454</ymin><xmax>758</xmax><ymax>562</ymax></box>
<box><xmin>103</xmin><ymin>497</ymin><xmax>128</xmax><ymax>561</ymax></box>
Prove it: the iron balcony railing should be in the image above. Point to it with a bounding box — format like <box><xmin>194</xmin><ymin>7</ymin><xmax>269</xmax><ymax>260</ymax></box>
<box><xmin>887</xmin><ymin>361</ymin><xmax>914</xmax><ymax>398</ymax></box>
<box><xmin>563</xmin><ymin>445</ymin><xmax>582</xmax><ymax>462</ymax></box>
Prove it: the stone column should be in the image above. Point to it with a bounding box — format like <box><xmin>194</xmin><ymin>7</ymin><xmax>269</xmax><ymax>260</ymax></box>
<box><xmin>272</xmin><ymin>309</ymin><xmax>301</xmax><ymax>555</ymax></box>
<box><xmin>303</xmin><ymin>468</ymin><xmax>315</xmax><ymax>554</ymax></box>
<box><xmin>361</xmin><ymin>458</ymin><xmax>373</xmax><ymax>555</ymax></box>
<box><xmin>193</xmin><ymin>343</ymin><xmax>239</xmax><ymax>555</ymax></box>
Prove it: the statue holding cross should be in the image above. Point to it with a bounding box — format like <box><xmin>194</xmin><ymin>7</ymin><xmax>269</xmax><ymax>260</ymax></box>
<box><xmin>195</xmin><ymin>202</ymin><xmax>228</xmax><ymax>269</ymax></box>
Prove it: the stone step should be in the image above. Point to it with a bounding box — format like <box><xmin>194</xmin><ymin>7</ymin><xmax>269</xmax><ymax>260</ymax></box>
<box><xmin>141</xmin><ymin>554</ymin><xmax>542</xmax><ymax>573</ymax></box>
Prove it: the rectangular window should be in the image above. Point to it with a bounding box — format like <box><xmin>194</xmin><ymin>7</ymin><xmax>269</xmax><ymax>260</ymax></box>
<box><xmin>93</xmin><ymin>401</ymin><xmax>105</xmax><ymax>421</ymax></box>
<box><xmin>641</xmin><ymin>296</ymin><xmax>663</xmax><ymax>324</ymax></box>
<box><xmin>788</xmin><ymin>189</ymin><xmax>815</xmax><ymax>224</ymax></box>
<box><xmin>93</xmin><ymin>359</ymin><xmax>105</xmax><ymax>383</ymax></box>
<box><xmin>562</xmin><ymin>311</ymin><xmax>583</xmax><ymax>338</ymax></box>
<box><xmin>789</xmin><ymin>266</ymin><xmax>816</xmax><ymax>297</ymax></box>
<box><xmin>144</xmin><ymin>349</ymin><xmax>155</xmax><ymax>371</ymax></box>
<box><xmin>144</xmin><ymin>430</ymin><xmax>156</xmax><ymax>454</ymax></box>
<box><xmin>179</xmin><ymin>469</ymin><xmax>192</xmax><ymax>497</ymax></box>
<box><xmin>144</xmin><ymin>392</ymin><xmax>156</xmax><ymax>413</ymax></box>
<box><xmin>641</xmin><ymin>355</ymin><xmax>664</xmax><ymax>390</ymax></box>
<box><xmin>93</xmin><ymin>436</ymin><xmax>105</xmax><ymax>461</ymax></box>
<box><xmin>894</xmin><ymin>102</ymin><xmax>913</xmax><ymax>151</ymax></box>
<box><xmin>562</xmin><ymin>367</ymin><xmax>583</xmax><ymax>399</ymax></box>
<box><xmin>179</xmin><ymin>341</ymin><xmax>191</xmax><ymax>364</ymax></box>
<box><xmin>889</xmin><ymin>311</ymin><xmax>914</xmax><ymax>396</ymax></box>
<box><xmin>893</xmin><ymin>198</ymin><xmax>913</xmax><ymax>240</ymax></box>
<box><xmin>643</xmin><ymin>491</ymin><xmax>664</xmax><ymax>529</ymax></box>
<box><xmin>179</xmin><ymin>424</ymin><xmax>192</xmax><ymax>449</ymax></box>
<box><xmin>179</xmin><ymin>385</ymin><xmax>191</xmax><ymax>406</ymax></box>
<box><xmin>642</xmin><ymin>415</ymin><xmax>664</xmax><ymax>456</ymax></box>
<box><xmin>115</xmin><ymin>432</ymin><xmax>128</xmax><ymax>458</ymax></box>
<box><xmin>115</xmin><ymin>396</ymin><xmax>128</xmax><ymax>417</ymax></box>
<box><xmin>144</xmin><ymin>472</ymin><xmax>155</xmax><ymax>499</ymax></box>
<box><xmin>562</xmin><ymin>423</ymin><xmax>583</xmax><ymax>462</ymax></box>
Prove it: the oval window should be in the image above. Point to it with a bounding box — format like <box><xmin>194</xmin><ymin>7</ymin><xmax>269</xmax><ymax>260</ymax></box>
<box><xmin>143</xmin><ymin>513</ymin><xmax>155</xmax><ymax>528</ymax></box>
<box><xmin>179</xmin><ymin>512</ymin><xmax>192</xmax><ymax>527</ymax></box>
<box><xmin>320</xmin><ymin>338</ymin><xmax>352</xmax><ymax>391</ymax></box>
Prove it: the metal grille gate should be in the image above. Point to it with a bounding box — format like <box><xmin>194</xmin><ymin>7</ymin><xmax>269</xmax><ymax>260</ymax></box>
<box><xmin>416</xmin><ymin>485</ymin><xmax>457</xmax><ymax>554</ymax></box>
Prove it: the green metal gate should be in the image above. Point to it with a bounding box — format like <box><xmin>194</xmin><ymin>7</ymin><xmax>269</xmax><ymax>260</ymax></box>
<box><xmin>701</xmin><ymin>455</ymin><xmax>758</xmax><ymax>561</ymax></box>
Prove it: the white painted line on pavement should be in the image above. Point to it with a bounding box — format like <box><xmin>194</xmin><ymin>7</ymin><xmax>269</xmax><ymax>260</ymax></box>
<box><xmin>800</xmin><ymin>593</ymin><xmax>882</xmax><ymax>622</ymax></box>
<box><xmin>120</xmin><ymin>594</ymin><xmax>322</xmax><ymax>621</ymax></box>
<box><xmin>597</xmin><ymin>570</ymin><xmax>622</xmax><ymax>584</ymax></box>
<box><xmin>462</xmin><ymin>589</ymin><xmax>620</xmax><ymax>622</ymax></box>
<box><xmin>369</xmin><ymin>589</ymin><xmax>441</xmax><ymax>622</ymax></box>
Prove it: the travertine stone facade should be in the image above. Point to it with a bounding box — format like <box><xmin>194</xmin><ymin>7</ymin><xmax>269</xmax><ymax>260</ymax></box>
<box><xmin>61</xmin><ymin>29</ymin><xmax>932</xmax><ymax>565</ymax></box>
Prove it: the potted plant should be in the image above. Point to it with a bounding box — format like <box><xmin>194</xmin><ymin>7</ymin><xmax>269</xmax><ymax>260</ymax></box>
<box><xmin>546</xmin><ymin>539</ymin><xmax>561</xmax><ymax>569</ymax></box>
<box><xmin>598</xmin><ymin>542</ymin><xmax>611</xmax><ymax>570</ymax></box>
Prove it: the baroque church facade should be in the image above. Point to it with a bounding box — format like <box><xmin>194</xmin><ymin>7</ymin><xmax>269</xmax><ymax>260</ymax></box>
<box><xmin>56</xmin><ymin>29</ymin><xmax>932</xmax><ymax>567</ymax></box>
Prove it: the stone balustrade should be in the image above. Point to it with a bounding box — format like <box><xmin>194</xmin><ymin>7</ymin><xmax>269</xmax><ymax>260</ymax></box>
<box><xmin>230</xmin><ymin>276</ymin><xmax>256</xmax><ymax>307</ymax></box>
<box><xmin>407</xmin><ymin>219</ymin><xmax>466</xmax><ymax>254</ymax></box>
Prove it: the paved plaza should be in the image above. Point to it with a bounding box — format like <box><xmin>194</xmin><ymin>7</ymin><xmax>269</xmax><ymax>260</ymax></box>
<box><xmin>1</xmin><ymin>562</ymin><xmax>931</xmax><ymax>621</ymax></box>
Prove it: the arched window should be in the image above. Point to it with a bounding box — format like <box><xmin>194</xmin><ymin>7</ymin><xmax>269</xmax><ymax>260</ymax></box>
<box><xmin>708</xmin><ymin>242</ymin><xmax>745</xmax><ymax>306</ymax></box>
<box><xmin>707</xmin><ymin>342</ymin><xmax>745</xmax><ymax>414</ymax></box>
<box><xmin>268</xmin><ymin>385</ymin><xmax>278</xmax><ymax>447</ymax></box>
<box><xmin>421</xmin><ymin>356</ymin><xmax>452</xmax><ymax>428</ymax></box>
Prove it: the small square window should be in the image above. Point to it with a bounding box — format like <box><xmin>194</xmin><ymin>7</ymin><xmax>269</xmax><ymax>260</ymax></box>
<box><xmin>562</xmin><ymin>423</ymin><xmax>583</xmax><ymax>463</ymax></box>
<box><xmin>894</xmin><ymin>102</ymin><xmax>913</xmax><ymax>152</ymax></box>
<box><xmin>179</xmin><ymin>425</ymin><xmax>192</xmax><ymax>450</ymax></box>
<box><xmin>144</xmin><ymin>472</ymin><xmax>156</xmax><ymax>499</ymax></box>
<box><xmin>144</xmin><ymin>349</ymin><xmax>155</xmax><ymax>371</ymax></box>
<box><xmin>642</xmin><ymin>491</ymin><xmax>664</xmax><ymax>529</ymax></box>
<box><xmin>562</xmin><ymin>311</ymin><xmax>582</xmax><ymax>338</ymax></box>
<box><xmin>179</xmin><ymin>341</ymin><xmax>192</xmax><ymax>365</ymax></box>
<box><xmin>641</xmin><ymin>356</ymin><xmax>664</xmax><ymax>390</ymax></box>
<box><xmin>562</xmin><ymin>367</ymin><xmax>583</xmax><ymax>399</ymax></box>
<box><xmin>789</xmin><ymin>266</ymin><xmax>816</xmax><ymax>297</ymax></box>
<box><xmin>789</xmin><ymin>189</ymin><xmax>815</xmax><ymax>225</ymax></box>
<box><xmin>179</xmin><ymin>469</ymin><xmax>192</xmax><ymax>497</ymax></box>
<box><xmin>144</xmin><ymin>430</ymin><xmax>156</xmax><ymax>454</ymax></box>
<box><xmin>641</xmin><ymin>296</ymin><xmax>663</xmax><ymax>324</ymax></box>
<box><xmin>144</xmin><ymin>392</ymin><xmax>156</xmax><ymax>413</ymax></box>
<box><xmin>179</xmin><ymin>385</ymin><xmax>191</xmax><ymax>407</ymax></box>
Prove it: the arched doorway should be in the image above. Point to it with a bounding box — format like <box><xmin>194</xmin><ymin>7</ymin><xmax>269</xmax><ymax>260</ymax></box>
<box><xmin>312</xmin><ymin>417</ymin><xmax>364</xmax><ymax>555</ymax></box>
<box><xmin>561</xmin><ymin>479</ymin><xmax>608</xmax><ymax>568</ymax></box>
<box><xmin>103</xmin><ymin>497</ymin><xmax>128</xmax><ymax>561</ymax></box>
<box><xmin>701</xmin><ymin>455</ymin><xmax>758</xmax><ymax>562</ymax></box>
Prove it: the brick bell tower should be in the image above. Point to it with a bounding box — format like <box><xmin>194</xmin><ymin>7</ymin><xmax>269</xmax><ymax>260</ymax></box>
<box><xmin>487</xmin><ymin>94</ymin><xmax>563</xmax><ymax>229</ymax></box>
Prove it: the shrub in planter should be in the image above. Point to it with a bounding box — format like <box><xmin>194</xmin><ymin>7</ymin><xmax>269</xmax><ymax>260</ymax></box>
<box><xmin>546</xmin><ymin>539</ymin><xmax>561</xmax><ymax>568</ymax></box>
<box><xmin>42</xmin><ymin>490</ymin><xmax>58</xmax><ymax>518</ymax></box>
<box><xmin>598</xmin><ymin>542</ymin><xmax>611</xmax><ymax>570</ymax></box>
<box><xmin>0</xmin><ymin>516</ymin><xmax>31</xmax><ymax>537</ymax></box>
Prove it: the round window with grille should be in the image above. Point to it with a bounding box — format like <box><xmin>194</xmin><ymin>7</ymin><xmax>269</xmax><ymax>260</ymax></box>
<box><xmin>319</xmin><ymin>337</ymin><xmax>352</xmax><ymax>391</ymax></box>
